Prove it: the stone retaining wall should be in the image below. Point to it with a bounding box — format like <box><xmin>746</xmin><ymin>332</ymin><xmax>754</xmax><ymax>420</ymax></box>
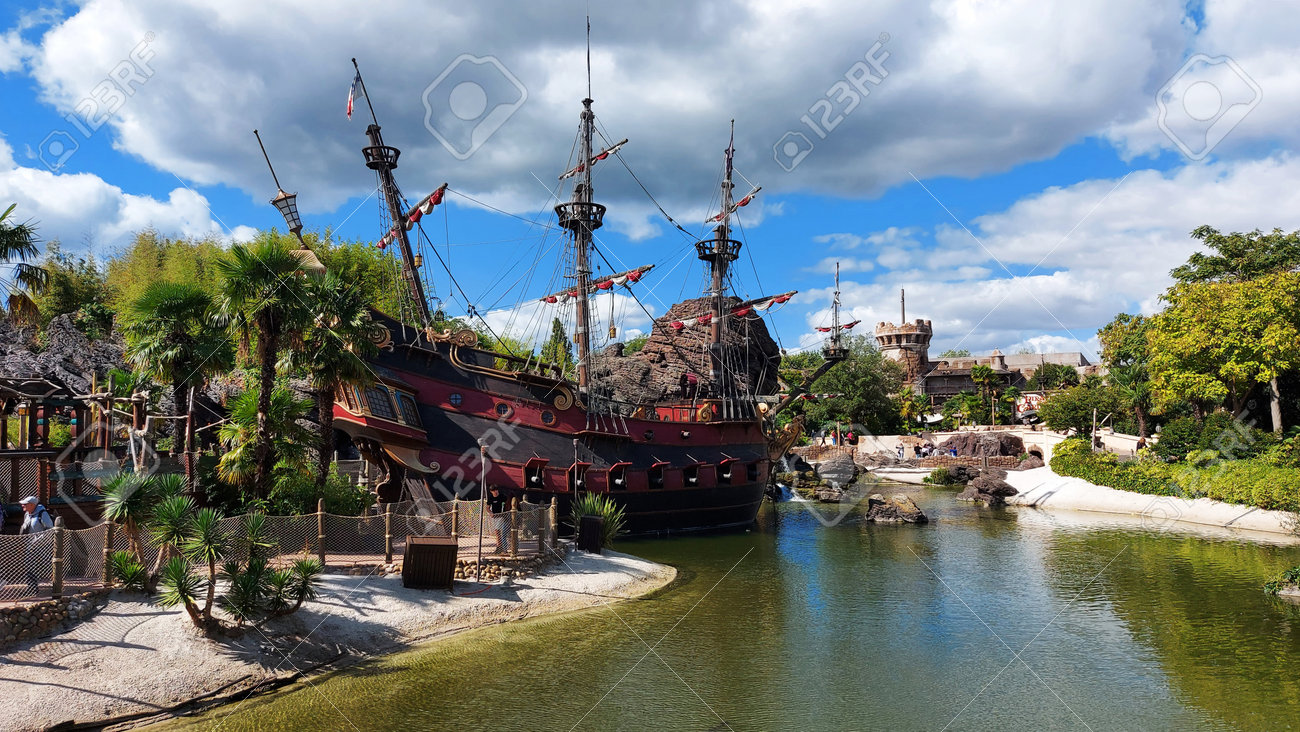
<box><xmin>1</xmin><ymin>589</ymin><xmax>109</xmax><ymax>650</ymax></box>
<box><xmin>918</xmin><ymin>456</ymin><xmax>1021</xmax><ymax>469</ymax></box>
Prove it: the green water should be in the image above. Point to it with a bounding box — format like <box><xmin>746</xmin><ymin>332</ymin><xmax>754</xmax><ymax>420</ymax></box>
<box><xmin>165</xmin><ymin>489</ymin><xmax>1300</xmax><ymax>731</ymax></box>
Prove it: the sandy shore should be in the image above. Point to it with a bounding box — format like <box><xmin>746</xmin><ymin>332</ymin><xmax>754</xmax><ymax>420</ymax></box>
<box><xmin>0</xmin><ymin>550</ymin><xmax>675</xmax><ymax>731</ymax></box>
<box><xmin>1005</xmin><ymin>466</ymin><xmax>1298</xmax><ymax>537</ymax></box>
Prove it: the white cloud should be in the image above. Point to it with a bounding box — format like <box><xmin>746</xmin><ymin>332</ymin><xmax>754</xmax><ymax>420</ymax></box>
<box><xmin>0</xmin><ymin>134</ymin><xmax>255</xmax><ymax>251</ymax></box>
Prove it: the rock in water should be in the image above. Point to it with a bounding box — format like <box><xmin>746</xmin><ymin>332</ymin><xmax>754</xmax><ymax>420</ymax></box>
<box><xmin>956</xmin><ymin>467</ymin><xmax>1019</xmax><ymax>506</ymax></box>
<box><xmin>865</xmin><ymin>494</ymin><xmax>929</xmax><ymax>523</ymax></box>
<box><xmin>813</xmin><ymin>453</ymin><xmax>859</xmax><ymax>488</ymax></box>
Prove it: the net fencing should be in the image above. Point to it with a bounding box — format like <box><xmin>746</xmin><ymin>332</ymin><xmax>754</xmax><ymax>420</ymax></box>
<box><xmin>1</xmin><ymin>500</ymin><xmax>555</xmax><ymax>604</ymax></box>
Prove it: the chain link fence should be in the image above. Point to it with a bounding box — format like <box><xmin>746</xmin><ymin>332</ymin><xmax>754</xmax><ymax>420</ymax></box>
<box><xmin>2</xmin><ymin>499</ymin><xmax>558</xmax><ymax>604</ymax></box>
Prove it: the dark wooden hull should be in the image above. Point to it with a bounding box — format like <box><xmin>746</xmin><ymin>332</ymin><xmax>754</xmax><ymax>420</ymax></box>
<box><xmin>333</xmin><ymin>316</ymin><xmax>768</xmax><ymax>535</ymax></box>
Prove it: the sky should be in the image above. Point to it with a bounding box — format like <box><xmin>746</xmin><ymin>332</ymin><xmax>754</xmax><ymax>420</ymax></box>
<box><xmin>2</xmin><ymin>0</ymin><xmax>1299</xmax><ymax>363</ymax></box>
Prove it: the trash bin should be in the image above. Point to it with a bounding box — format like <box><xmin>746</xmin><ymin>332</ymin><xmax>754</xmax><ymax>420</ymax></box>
<box><xmin>402</xmin><ymin>536</ymin><xmax>458</xmax><ymax>589</ymax></box>
<box><xmin>578</xmin><ymin>514</ymin><xmax>604</xmax><ymax>554</ymax></box>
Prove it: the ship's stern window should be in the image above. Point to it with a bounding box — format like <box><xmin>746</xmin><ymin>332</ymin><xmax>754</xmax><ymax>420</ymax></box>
<box><xmin>363</xmin><ymin>386</ymin><xmax>397</xmax><ymax>420</ymax></box>
<box><xmin>398</xmin><ymin>394</ymin><xmax>421</xmax><ymax>426</ymax></box>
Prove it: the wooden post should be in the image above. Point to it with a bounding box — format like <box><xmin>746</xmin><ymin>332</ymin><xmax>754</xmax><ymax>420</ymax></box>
<box><xmin>549</xmin><ymin>497</ymin><xmax>558</xmax><ymax>551</ymax></box>
<box><xmin>52</xmin><ymin>517</ymin><xmax>65</xmax><ymax>598</ymax></box>
<box><xmin>384</xmin><ymin>503</ymin><xmax>394</xmax><ymax>563</ymax></box>
<box><xmin>450</xmin><ymin>500</ymin><xmax>459</xmax><ymax>539</ymax></box>
<box><xmin>106</xmin><ymin>373</ymin><xmax>116</xmax><ymax>455</ymax></box>
<box><xmin>316</xmin><ymin>498</ymin><xmax>327</xmax><ymax>567</ymax></box>
<box><xmin>102</xmin><ymin>522</ymin><xmax>115</xmax><ymax>587</ymax></box>
<box><xmin>37</xmin><ymin>457</ymin><xmax>50</xmax><ymax>505</ymax></box>
<box><xmin>509</xmin><ymin>497</ymin><xmax>519</xmax><ymax>558</ymax></box>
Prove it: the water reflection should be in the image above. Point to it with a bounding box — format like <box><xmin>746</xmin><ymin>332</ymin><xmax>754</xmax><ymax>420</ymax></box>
<box><xmin>160</xmin><ymin>488</ymin><xmax>1300</xmax><ymax>731</ymax></box>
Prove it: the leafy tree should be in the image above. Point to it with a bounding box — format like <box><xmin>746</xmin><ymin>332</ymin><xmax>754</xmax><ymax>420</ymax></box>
<box><xmin>1099</xmin><ymin>313</ymin><xmax>1154</xmax><ymax>437</ymax></box>
<box><xmin>623</xmin><ymin>333</ymin><xmax>649</xmax><ymax>355</ymax></box>
<box><xmin>217</xmin><ymin>385</ymin><xmax>315</xmax><ymax>490</ymax></box>
<box><xmin>1171</xmin><ymin>226</ymin><xmax>1300</xmax><ymax>284</ymax></box>
<box><xmin>937</xmin><ymin>348</ymin><xmax>970</xmax><ymax>358</ymax></box>
<box><xmin>898</xmin><ymin>386</ymin><xmax>928</xmax><ymax>432</ymax></box>
<box><xmin>215</xmin><ymin>236</ymin><xmax>313</xmax><ymax>495</ymax></box>
<box><xmin>800</xmin><ymin>335</ymin><xmax>903</xmax><ymax>434</ymax></box>
<box><xmin>105</xmin><ymin>230</ymin><xmax>228</xmax><ymax>312</ymax></box>
<box><xmin>1148</xmin><ymin>272</ymin><xmax>1300</xmax><ymax>431</ymax></box>
<box><xmin>1038</xmin><ymin>383</ymin><xmax>1125</xmax><ymax>436</ymax></box>
<box><xmin>31</xmin><ymin>241</ymin><xmax>111</xmax><ymax>331</ymax></box>
<box><xmin>970</xmin><ymin>364</ymin><xmax>998</xmax><ymax>425</ymax></box>
<box><xmin>0</xmin><ymin>203</ymin><xmax>48</xmax><ymax>323</ymax></box>
<box><xmin>124</xmin><ymin>282</ymin><xmax>232</xmax><ymax>418</ymax></box>
<box><xmin>313</xmin><ymin>230</ymin><xmax>406</xmax><ymax>316</ymax></box>
<box><xmin>1028</xmin><ymin>362</ymin><xmax>1080</xmax><ymax>391</ymax></box>
<box><xmin>285</xmin><ymin>272</ymin><xmax>379</xmax><ymax>490</ymax></box>
<box><xmin>941</xmin><ymin>390</ymin><xmax>985</xmax><ymax>428</ymax></box>
<box><xmin>540</xmin><ymin>317</ymin><xmax>574</xmax><ymax>372</ymax></box>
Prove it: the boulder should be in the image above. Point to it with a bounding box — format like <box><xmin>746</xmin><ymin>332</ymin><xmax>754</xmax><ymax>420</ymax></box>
<box><xmin>865</xmin><ymin>494</ymin><xmax>929</xmax><ymax>523</ymax></box>
<box><xmin>814</xmin><ymin>486</ymin><xmax>845</xmax><ymax>503</ymax></box>
<box><xmin>1018</xmin><ymin>455</ymin><xmax>1045</xmax><ymax>470</ymax></box>
<box><xmin>957</xmin><ymin>468</ymin><xmax>1019</xmax><ymax>506</ymax></box>
<box><xmin>936</xmin><ymin>432</ymin><xmax>1025</xmax><ymax>457</ymax></box>
<box><xmin>0</xmin><ymin>315</ymin><xmax>126</xmax><ymax>394</ymax></box>
<box><xmin>813</xmin><ymin>453</ymin><xmax>858</xmax><ymax>487</ymax></box>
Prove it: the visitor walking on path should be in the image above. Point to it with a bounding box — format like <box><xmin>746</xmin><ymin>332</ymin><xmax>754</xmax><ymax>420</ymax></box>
<box><xmin>18</xmin><ymin>496</ymin><xmax>54</xmax><ymax>595</ymax></box>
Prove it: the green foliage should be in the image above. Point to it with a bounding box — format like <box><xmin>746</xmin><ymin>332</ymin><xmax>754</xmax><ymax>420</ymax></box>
<box><xmin>47</xmin><ymin>421</ymin><xmax>71</xmax><ymax>448</ymax></box>
<box><xmin>923</xmin><ymin>468</ymin><xmax>960</xmax><ymax>486</ymax></box>
<box><xmin>105</xmin><ymin>230</ymin><xmax>228</xmax><ymax>313</ymax></box>
<box><xmin>0</xmin><ymin>203</ymin><xmax>47</xmax><ymax>323</ymax></box>
<box><xmin>570</xmin><ymin>492</ymin><xmax>627</xmax><ymax>548</ymax></box>
<box><xmin>1172</xmin><ymin>226</ymin><xmax>1300</xmax><ymax>284</ymax></box>
<box><xmin>623</xmin><ymin>334</ymin><xmax>649</xmax><ymax>355</ymax></box>
<box><xmin>1038</xmin><ymin>383</ymin><xmax>1125</xmax><ymax>436</ymax></box>
<box><xmin>268</xmin><ymin>467</ymin><xmax>374</xmax><ymax>516</ymax></box>
<box><xmin>1263</xmin><ymin>565</ymin><xmax>1300</xmax><ymax>595</ymax></box>
<box><xmin>124</xmin><ymin>281</ymin><xmax>232</xmax><ymax>411</ymax></box>
<box><xmin>798</xmin><ymin>335</ymin><xmax>904</xmax><ymax>434</ymax></box>
<box><xmin>109</xmin><ymin>550</ymin><xmax>148</xmax><ymax>592</ymax></box>
<box><xmin>1027</xmin><ymin>362</ymin><xmax>1080</xmax><ymax>391</ymax></box>
<box><xmin>30</xmin><ymin>242</ymin><xmax>111</xmax><ymax>329</ymax></box>
<box><xmin>1153</xmin><ymin>417</ymin><xmax>1203</xmax><ymax>461</ymax></box>
<box><xmin>216</xmin><ymin>554</ymin><xmax>323</xmax><ymax>626</ymax></box>
<box><xmin>156</xmin><ymin>555</ymin><xmax>206</xmax><ymax>627</ymax></box>
<box><xmin>941</xmin><ymin>390</ymin><xmax>987</xmax><ymax>428</ymax></box>
<box><xmin>312</xmin><ymin>232</ymin><xmax>406</xmax><ymax>316</ymax></box>
<box><xmin>1262</xmin><ymin>434</ymin><xmax>1300</xmax><ymax>469</ymax></box>
<box><xmin>937</xmin><ymin>348</ymin><xmax>970</xmax><ymax>358</ymax></box>
<box><xmin>540</xmin><ymin>317</ymin><xmax>574</xmax><ymax>372</ymax></box>
<box><xmin>1051</xmin><ymin>437</ymin><xmax>1300</xmax><ymax>513</ymax></box>
<box><xmin>217</xmin><ymin>385</ymin><xmax>314</xmax><ymax>488</ymax></box>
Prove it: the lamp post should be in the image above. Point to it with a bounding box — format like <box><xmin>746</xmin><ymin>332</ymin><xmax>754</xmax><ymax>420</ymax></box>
<box><xmin>254</xmin><ymin>129</ymin><xmax>326</xmax><ymax>276</ymax></box>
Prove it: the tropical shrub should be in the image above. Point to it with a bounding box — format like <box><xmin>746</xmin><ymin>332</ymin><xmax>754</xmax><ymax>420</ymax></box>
<box><xmin>923</xmin><ymin>467</ymin><xmax>960</xmax><ymax>486</ymax></box>
<box><xmin>569</xmin><ymin>493</ymin><xmax>627</xmax><ymax>548</ymax></box>
<box><xmin>268</xmin><ymin>467</ymin><xmax>374</xmax><ymax>516</ymax></box>
<box><xmin>1153</xmin><ymin>417</ymin><xmax>1202</xmax><ymax>461</ymax></box>
<box><xmin>109</xmin><ymin>550</ymin><xmax>148</xmax><ymax>592</ymax></box>
<box><xmin>1264</xmin><ymin>565</ymin><xmax>1300</xmax><ymax>595</ymax></box>
<box><xmin>1051</xmin><ymin>437</ymin><xmax>1300</xmax><ymax>512</ymax></box>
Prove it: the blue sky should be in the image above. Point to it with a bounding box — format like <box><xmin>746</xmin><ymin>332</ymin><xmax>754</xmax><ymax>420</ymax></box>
<box><xmin>3</xmin><ymin>0</ymin><xmax>1298</xmax><ymax>363</ymax></box>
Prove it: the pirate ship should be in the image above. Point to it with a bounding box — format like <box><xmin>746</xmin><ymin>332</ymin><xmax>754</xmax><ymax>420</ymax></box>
<box><xmin>324</xmin><ymin>58</ymin><xmax>848</xmax><ymax>534</ymax></box>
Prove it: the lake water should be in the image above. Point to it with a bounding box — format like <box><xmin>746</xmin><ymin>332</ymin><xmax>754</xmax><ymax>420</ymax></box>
<box><xmin>163</xmin><ymin>487</ymin><xmax>1300</xmax><ymax>731</ymax></box>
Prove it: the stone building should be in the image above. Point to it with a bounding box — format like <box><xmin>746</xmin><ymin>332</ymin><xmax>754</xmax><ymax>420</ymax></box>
<box><xmin>874</xmin><ymin>318</ymin><xmax>932</xmax><ymax>382</ymax></box>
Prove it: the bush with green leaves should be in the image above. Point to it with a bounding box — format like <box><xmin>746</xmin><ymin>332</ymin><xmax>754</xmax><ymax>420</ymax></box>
<box><xmin>268</xmin><ymin>467</ymin><xmax>375</xmax><ymax>516</ymax></box>
<box><xmin>109</xmin><ymin>550</ymin><xmax>148</xmax><ymax>592</ymax></box>
<box><xmin>1051</xmin><ymin>437</ymin><xmax>1300</xmax><ymax>512</ymax></box>
<box><xmin>1264</xmin><ymin>565</ymin><xmax>1300</xmax><ymax>595</ymax></box>
<box><xmin>923</xmin><ymin>467</ymin><xmax>960</xmax><ymax>486</ymax></box>
<box><xmin>1153</xmin><ymin>417</ymin><xmax>1202</xmax><ymax>461</ymax></box>
<box><xmin>569</xmin><ymin>492</ymin><xmax>627</xmax><ymax>548</ymax></box>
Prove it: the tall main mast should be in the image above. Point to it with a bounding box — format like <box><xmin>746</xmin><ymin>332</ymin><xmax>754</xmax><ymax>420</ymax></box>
<box><xmin>555</xmin><ymin>98</ymin><xmax>604</xmax><ymax>390</ymax></box>
<box><xmin>696</xmin><ymin>123</ymin><xmax>743</xmax><ymax>397</ymax></box>
<box><xmin>354</xmin><ymin>59</ymin><xmax>432</xmax><ymax>327</ymax></box>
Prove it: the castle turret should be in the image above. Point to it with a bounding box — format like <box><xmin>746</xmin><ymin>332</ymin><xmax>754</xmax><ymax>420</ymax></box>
<box><xmin>875</xmin><ymin>318</ymin><xmax>932</xmax><ymax>382</ymax></box>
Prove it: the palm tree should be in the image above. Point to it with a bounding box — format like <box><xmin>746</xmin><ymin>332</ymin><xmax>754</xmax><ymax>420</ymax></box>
<box><xmin>1111</xmin><ymin>364</ymin><xmax>1153</xmax><ymax>437</ymax></box>
<box><xmin>215</xmin><ymin>238</ymin><xmax>313</xmax><ymax>495</ymax></box>
<box><xmin>284</xmin><ymin>272</ymin><xmax>378</xmax><ymax>490</ymax></box>
<box><xmin>970</xmin><ymin>364</ymin><xmax>997</xmax><ymax>425</ymax></box>
<box><xmin>899</xmin><ymin>387</ymin><xmax>922</xmax><ymax>432</ymax></box>
<box><xmin>124</xmin><ymin>282</ymin><xmax>232</xmax><ymax>419</ymax></box>
<box><xmin>217</xmin><ymin>385</ymin><xmax>314</xmax><ymax>488</ymax></box>
<box><xmin>182</xmin><ymin>507</ymin><xmax>229</xmax><ymax>626</ymax></box>
<box><xmin>0</xmin><ymin>203</ymin><xmax>48</xmax><ymax>323</ymax></box>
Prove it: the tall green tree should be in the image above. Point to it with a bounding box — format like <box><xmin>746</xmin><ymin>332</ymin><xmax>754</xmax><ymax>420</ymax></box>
<box><xmin>1171</xmin><ymin>226</ymin><xmax>1300</xmax><ymax>284</ymax></box>
<box><xmin>217</xmin><ymin>385</ymin><xmax>315</xmax><ymax>489</ymax></box>
<box><xmin>1148</xmin><ymin>272</ymin><xmax>1300</xmax><ymax>431</ymax></box>
<box><xmin>124</xmin><ymin>282</ymin><xmax>233</xmax><ymax>418</ymax></box>
<box><xmin>801</xmin><ymin>335</ymin><xmax>904</xmax><ymax>434</ymax></box>
<box><xmin>937</xmin><ymin>348</ymin><xmax>971</xmax><ymax>358</ymax></box>
<box><xmin>1098</xmin><ymin>313</ymin><xmax>1153</xmax><ymax>437</ymax></box>
<box><xmin>540</xmin><ymin>317</ymin><xmax>574</xmax><ymax>373</ymax></box>
<box><xmin>1028</xmin><ymin>362</ymin><xmax>1080</xmax><ymax>391</ymax></box>
<box><xmin>970</xmin><ymin>364</ymin><xmax>997</xmax><ymax>425</ymax></box>
<box><xmin>1039</xmin><ymin>383</ymin><xmax>1125</xmax><ymax>436</ymax></box>
<box><xmin>0</xmin><ymin>204</ymin><xmax>48</xmax><ymax>323</ymax></box>
<box><xmin>215</xmin><ymin>236</ymin><xmax>313</xmax><ymax>496</ymax></box>
<box><xmin>285</xmin><ymin>272</ymin><xmax>379</xmax><ymax>490</ymax></box>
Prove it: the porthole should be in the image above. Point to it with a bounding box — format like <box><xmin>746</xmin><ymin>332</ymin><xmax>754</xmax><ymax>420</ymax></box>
<box><xmin>541</xmin><ymin>410</ymin><xmax>556</xmax><ymax>425</ymax></box>
<box><xmin>495</xmin><ymin>402</ymin><xmax>512</xmax><ymax>418</ymax></box>
<box><xmin>449</xmin><ymin>393</ymin><xmax>463</xmax><ymax>407</ymax></box>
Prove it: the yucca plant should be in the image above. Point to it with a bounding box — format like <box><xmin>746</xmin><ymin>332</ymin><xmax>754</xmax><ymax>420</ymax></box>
<box><xmin>148</xmin><ymin>494</ymin><xmax>195</xmax><ymax>576</ymax></box>
<box><xmin>569</xmin><ymin>493</ymin><xmax>627</xmax><ymax>549</ymax></box>
<box><xmin>182</xmin><ymin>507</ymin><xmax>229</xmax><ymax>625</ymax></box>
<box><xmin>219</xmin><ymin>557</ymin><xmax>269</xmax><ymax>626</ymax></box>
<box><xmin>109</xmin><ymin>550</ymin><xmax>148</xmax><ymax>592</ymax></box>
<box><xmin>157</xmin><ymin>555</ymin><xmax>206</xmax><ymax>629</ymax></box>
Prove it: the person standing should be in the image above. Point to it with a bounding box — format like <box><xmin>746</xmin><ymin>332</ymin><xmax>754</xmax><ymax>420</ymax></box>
<box><xmin>19</xmin><ymin>496</ymin><xmax>54</xmax><ymax>595</ymax></box>
<box><xmin>487</xmin><ymin>487</ymin><xmax>510</xmax><ymax>554</ymax></box>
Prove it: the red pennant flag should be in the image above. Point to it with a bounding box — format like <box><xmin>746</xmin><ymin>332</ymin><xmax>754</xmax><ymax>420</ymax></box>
<box><xmin>670</xmin><ymin>321</ymin><xmax>685</xmax><ymax>331</ymax></box>
<box><xmin>429</xmin><ymin>187</ymin><xmax>445</xmax><ymax>205</ymax></box>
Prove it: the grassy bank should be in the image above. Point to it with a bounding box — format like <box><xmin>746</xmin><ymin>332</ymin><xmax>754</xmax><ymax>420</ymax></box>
<box><xmin>1049</xmin><ymin>438</ymin><xmax>1300</xmax><ymax>512</ymax></box>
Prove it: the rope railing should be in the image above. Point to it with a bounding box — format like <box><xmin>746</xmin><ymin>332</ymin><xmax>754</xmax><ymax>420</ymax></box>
<box><xmin>0</xmin><ymin>497</ymin><xmax>561</xmax><ymax>604</ymax></box>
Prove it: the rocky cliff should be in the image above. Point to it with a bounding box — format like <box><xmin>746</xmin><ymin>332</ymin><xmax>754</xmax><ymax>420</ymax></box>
<box><xmin>592</xmin><ymin>295</ymin><xmax>782</xmax><ymax>404</ymax></box>
<box><xmin>0</xmin><ymin>315</ymin><xmax>126</xmax><ymax>394</ymax></box>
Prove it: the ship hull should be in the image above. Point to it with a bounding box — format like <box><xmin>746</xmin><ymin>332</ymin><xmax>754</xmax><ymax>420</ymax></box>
<box><xmin>333</xmin><ymin>318</ymin><xmax>769</xmax><ymax>535</ymax></box>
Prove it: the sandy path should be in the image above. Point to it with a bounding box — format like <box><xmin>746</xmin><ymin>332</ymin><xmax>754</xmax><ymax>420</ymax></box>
<box><xmin>0</xmin><ymin>550</ymin><xmax>674</xmax><ymax>731</ymax></box>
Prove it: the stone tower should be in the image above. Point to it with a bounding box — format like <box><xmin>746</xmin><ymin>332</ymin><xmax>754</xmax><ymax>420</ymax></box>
<box><xmin>874</xmin><ymin>289</ymin><xmax>931</xmax><ymax>382</ymax></box>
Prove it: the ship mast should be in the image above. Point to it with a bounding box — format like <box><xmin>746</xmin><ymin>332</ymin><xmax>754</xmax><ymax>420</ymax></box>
<box><xmin>696</xmin><ymin>122</ymin><xmax>743</xmax><ymax>398</ymax></box>
<box><xmin>825</xmin><ymin>262</ymin><xmax>848</xmax><ymax>360</ymax></box>
<box><xmin>555</xmin><ymin>98</ymin><xmax>604</xmax><ymax>391</ymax></box>
<box><xmin>353</xmin><ymin>58</ymin><xmax>432</xmax><ymax>327</ymax></box>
